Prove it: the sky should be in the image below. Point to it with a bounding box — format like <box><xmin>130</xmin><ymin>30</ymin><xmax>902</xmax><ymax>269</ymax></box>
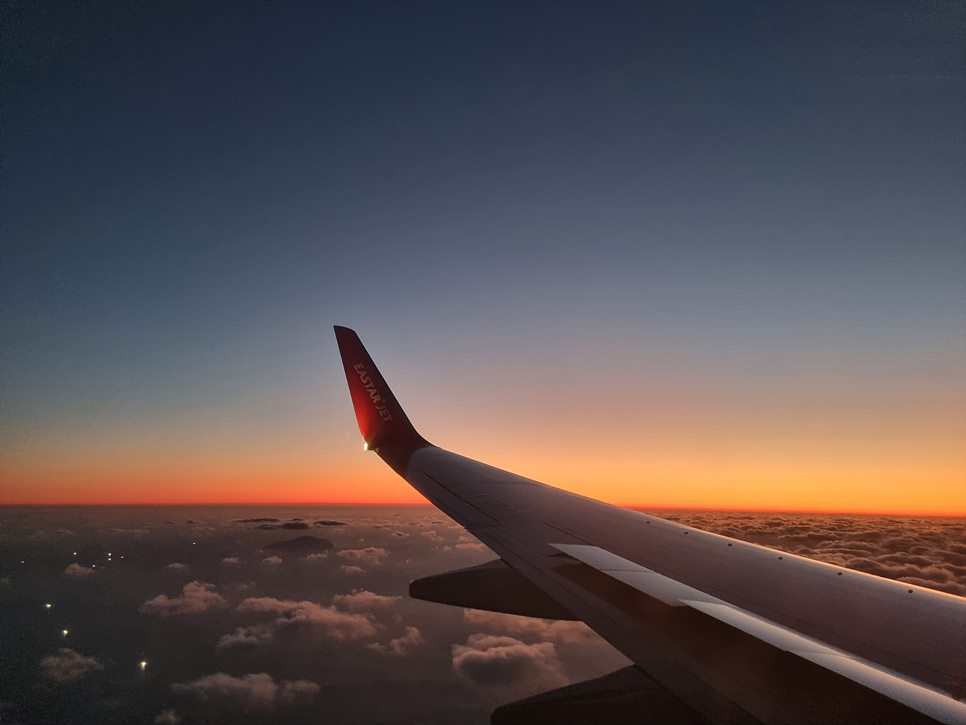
<box><xmin>1</xmin><ymin>1</ymin><xmax>964</xmax><ymax>512</ymax></box>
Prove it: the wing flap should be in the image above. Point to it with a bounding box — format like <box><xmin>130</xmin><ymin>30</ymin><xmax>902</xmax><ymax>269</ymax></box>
<box><xmin>552</xmin><ymin>542</ymin><xmax>710</xmax><ymax>607</ymax></box>
<box><xmin>410</xmin><ymin>558</ymin><xmax>577</xmax><ymax>620</ymax></box>
<box><xmin>552</xmin><ymin>543</ymin><xmax>966</xmax><ymax>725</ymax></box>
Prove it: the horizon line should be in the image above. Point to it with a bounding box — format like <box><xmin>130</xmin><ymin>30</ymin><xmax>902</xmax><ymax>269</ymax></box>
<box><xmin>1</xmin><ymin>501</ymin><xmax>963</xmax><ymax>517</ymax></box>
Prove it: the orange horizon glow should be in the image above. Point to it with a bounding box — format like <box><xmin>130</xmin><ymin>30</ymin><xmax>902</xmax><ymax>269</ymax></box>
<box><xmin>3</xmin><ymin>456</ymin><xmax>964</xmax><ymax>516</ymax></box>
<box><xmin>3</xmin><ymin>335</ymin><xmax>964</xmax><ymax>517</ymax></box>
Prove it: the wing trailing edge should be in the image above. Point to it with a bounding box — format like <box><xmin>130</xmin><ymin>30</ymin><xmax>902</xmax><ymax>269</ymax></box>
<box><xmin>552</xmin><ymin>543</ymin><xmax>966</xmax><ymax>725</ymax></box>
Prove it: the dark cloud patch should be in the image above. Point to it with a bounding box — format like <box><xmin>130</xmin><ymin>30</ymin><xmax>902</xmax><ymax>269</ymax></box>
<box><xmin>263</xmin><ymin>536</ymin><xmax>333</xmax><ymax>555</ymax></box>
<box><xmin>314</xmin><ymin>520</ymin><xmax>347</xmax><ymax>527</ymax></box>
<box><xmin>235</xmin><ymin>517</ymin><xmax>281</xmax><ymax>524</ymax></box>
<box><xmin>257</xmin><ymin>521</ymin><xmax>310</xmax><ymax>530</ymax></box>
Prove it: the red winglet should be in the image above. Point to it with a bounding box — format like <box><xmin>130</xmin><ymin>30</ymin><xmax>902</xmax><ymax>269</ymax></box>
<box><xmin>333</xmin><ymin>326</ymin><xmax>430</xmax><ymax>454</ymax></box>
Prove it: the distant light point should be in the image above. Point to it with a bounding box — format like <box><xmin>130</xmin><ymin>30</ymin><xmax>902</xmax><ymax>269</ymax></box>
<box><xmin>44</xmin><ymin>602</ymin><xmax>53</xmax><ymax>610</ymax></box>
<box><xmin>61</xmin><ymin>629</ymin><xmax>69</xmax><ymax>637</ymax></box>
<box><xmin>139</xmin><ymin>660</ymin><xmax>148</xmax><ymax>671</ymax></box>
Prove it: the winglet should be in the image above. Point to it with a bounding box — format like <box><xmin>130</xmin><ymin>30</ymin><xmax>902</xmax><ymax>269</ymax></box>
<box><xmin>333</xmin><ymin>326</ymin><xmax>430</xmax><ymax>455</ymax></box>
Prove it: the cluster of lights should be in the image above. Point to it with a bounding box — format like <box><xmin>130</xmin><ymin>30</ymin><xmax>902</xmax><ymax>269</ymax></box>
<box><xmin>44</xmin><ymin>606</ymin><xmax>147</xmax><ymax>671</ymax></box>
<box><xmin>31</xmin><ymin>552</ymin><xmax>149</xmax><ymax>675</ymax></box>
<box><xmin>68</xmin><ymin>550</ymin><xmax>126</xmax><ymax>565</ymax></box>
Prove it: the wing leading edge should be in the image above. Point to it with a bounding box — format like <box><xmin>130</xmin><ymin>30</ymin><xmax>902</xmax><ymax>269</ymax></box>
<box><xmin>333</xmin><ymin>326</ymin><xmax>966</xmax><ymax>725</ymax></box>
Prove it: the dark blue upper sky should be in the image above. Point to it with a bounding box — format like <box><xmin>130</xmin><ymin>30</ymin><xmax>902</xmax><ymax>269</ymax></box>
<box><xmin>2</xmin><ymin>1</ymin><xmax>964</xmax><ymax>507</ymax></box>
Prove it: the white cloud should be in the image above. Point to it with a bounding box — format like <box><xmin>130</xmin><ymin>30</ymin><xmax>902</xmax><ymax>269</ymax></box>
<box><xmin>222</xmin><ymin>557</ymin><xmax>241</xmax><ymax>566</ymax></box>
<box><xmin>279</xmin><ymin>679</ymin><xmax>320</xmax><ymax>704</ymax></box>
<box><xmin>165</xmin><ymin>562</ymin><xmax>191</xmax><ymax>575</ymax></box>
<box><xmin>261</xmin><ymin>556</ymin><xmax>283</xmax><ymax>567</ymax></box>
<box><xmin>331</xmin><ymin>589</ymin><xmax>400</xmax><ymax>611</ymax></box>
<box><xmin>367</xmin><ymin>626</ymin><xmax>423</xmax><ymax>656</ymax></box>
<box><xmin>153</xmin><ymin>709</ymin><xmax>181</xmax><ymax>724</ymax></box>
<box><xmin>139</xmin><ymin>581</ymin><xmax>225</xmax><ymax>618</ymax></box>
<box><xmin>336</xmin><ymin>547</ymin><xmax>387</xmax><ymax>565</ymax></box>
<box><xmin>216</xmin><ymin>597</ymin><xmax>378</xmax><ymax>649</ymax></box>
<box><xmin>63</xmin><ymin>563</ymin><xmax>94</xmax><ymax>579</ymax></box>
<box><xmin>40</xmin><ymin>648</ymin><xmax>103</xmax><ymax>683</ymax></box>
<box><xmin>340</xmin><ymin>565</ymin><xmax>365</xmax><ymax>575</ymax></box>
<box><xmin>171</xmin><ymin>672</ymin><xmax>318</xmax><ymax>710</ymax></box>
<box><xmin>452</xmin><ymin>634</ymin><xmax>567</xmax><ymax>696</ymax></box>
<box><xmin>215</xmin><ymin>623</ymin><xmax>276</xmax><ymax>650</ymax></box>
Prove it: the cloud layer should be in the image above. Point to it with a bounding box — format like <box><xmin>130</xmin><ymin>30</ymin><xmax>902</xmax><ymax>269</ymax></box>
<box><xmin>655</xmin><ymin>511</ymin><xmax>966</xmax><ymax>595</ymax></box>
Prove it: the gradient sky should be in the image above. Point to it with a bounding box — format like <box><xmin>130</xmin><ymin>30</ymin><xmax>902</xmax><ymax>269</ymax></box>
<box><xmin>2</xmin><ymin>1</ymin><xmax>964</xmax><ymax>512</ymax></box>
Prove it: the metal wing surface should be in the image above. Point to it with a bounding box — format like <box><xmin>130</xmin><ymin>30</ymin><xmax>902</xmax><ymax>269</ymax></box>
<box><xmin>334</xmin><ymin>326</ymin><xmax>966</xmax><ymax>725</ymax></box>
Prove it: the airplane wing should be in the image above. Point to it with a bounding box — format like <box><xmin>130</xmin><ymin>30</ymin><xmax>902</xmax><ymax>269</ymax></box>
<box><xmin>333</xmin><ymin>326</ymin><xmax>966</xmax><ymax>725</ymax></box>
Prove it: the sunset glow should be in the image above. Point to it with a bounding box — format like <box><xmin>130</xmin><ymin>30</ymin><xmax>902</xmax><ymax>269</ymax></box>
<box><xmin>3</xmin><ymin>378</ymin><xmax>963</xmax><ymax>515</ymax></box>
<box><xmin>2</xmin><ymin>2</ymin><xmax>962</xmax><ymax>517</ymax></box>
